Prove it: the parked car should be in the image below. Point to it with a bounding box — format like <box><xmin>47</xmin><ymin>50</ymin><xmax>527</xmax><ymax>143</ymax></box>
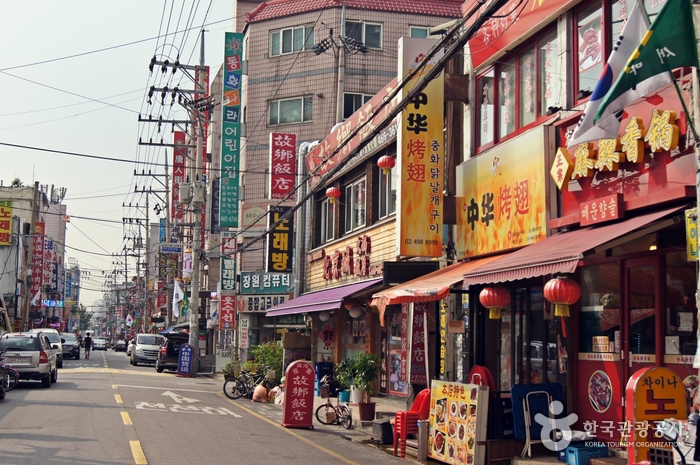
<box><xmin>114</xmin><ymin>340</ymin><xmax>127</xmax><ymax>352</ymax></box>
<box><xmin>155</xmin><ymin>332</ymin><xmax>189</xmax><ymax>373</ymax></box>
<box><xmin>61</xmin><ymin>333</ymin><xmax>80</xmax><ymax>360</ymax></box>
<box><xmin>27</xmin><ymin>328</ymin><xmax>63</xmax><ymax>368</ymax></box>
<box><xmin>0</xmin><ymin>332</ymin><xmax>58</xmax><ymax>387</ymax></box>
<box><xmin>92</xmin><ymin>338</ymin><xmax>108</xmax><ymax>351</ymax></box>
<box><xmin>130</xmin><ymin>334</ymin><xmax>164</xmax><ymax>366</ymax></box>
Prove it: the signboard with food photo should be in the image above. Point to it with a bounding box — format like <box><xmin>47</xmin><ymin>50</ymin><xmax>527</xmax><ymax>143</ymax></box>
<box><xmin>428</xmin><ymin>381</ymin><xmax>489</xmax><ymax>464</ymax></box>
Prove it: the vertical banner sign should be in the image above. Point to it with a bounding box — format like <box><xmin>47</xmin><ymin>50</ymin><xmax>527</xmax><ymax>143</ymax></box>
<box><xmin>410</xmin><ymin>302</ymin><xmax>428</xmax><ymax>384</ymax></box>
<box><xmin>220</xmin><ymin>294</ymin><xmax>236</xmax><ymax>329</ymax></box>
<box><xmin>0</xmin><ymin>200</ymin><xmax>12</xmax><ymax>245</ymax></box>
<box><xmin>266</xmin><ymin>206</ymin><xmax>293</xmax><ymax>273</ymax></box>
<box><xmin>439</xmin><ymin>300</ymin><xmax>447</xmax><ymax>377</ymax></box>
<box><xmin>196</xmin><ymin>65</ymin><xmax>210</xmax><ymax>248</ymax></box>
<box><xmin>43</xmin><ymin>237</ymin><xmax>58</xmax><ymax>292</ymax></box>
<box><xmin>220</xmin><ymin>232</ymin><xmax>236</xmax><ymax>292</ymax></box>
<box><xmin>30</xmin><ymin>222</ymin><xmax>45</xmax><ymax>310</ymax></box>
<box><xmin>210</xmin><ymin>177</ymin><xmax>221</xmax><ymax>234</ymax></box>
<box><xmin>172</xmin><ymin>131</ymin><xmax>187</xmax><ymax>220</ymax></box>
<box><xmin>157</xmin><ymin>279</ymin><xmax>167</xmax><ymax>309</ymax></box>
<box><xmin>159</xmin><ymin>217</ymin><xmax>166</xmax><ymax>242</ymax></box>
<box><xmin>269</xmin><ymin>133</ymin><xmax>297</xmax><ymax>200</ymax></box>
<box><xmin>685</xmin><ymin>208</ymin><xmax>698</xmax><ymax>262</ymax></box>
<box><xmin>240</xmin><ymin>318</ymin><xmax>249</xmax><ymax>349</ymax></box>
<box><xmin>281</xmin><ymin>360</ymin><xmax>315</xmax><ymax>429</ymax></box>
<box><xmin>220</xmin><ymin>32</ymin><xmax>243</xmax><ymax>228</ymax></box>
<box><xmin>396</xmin><ymin>37</ymin><xmax>444</xmax><ymax>258</ymax></box>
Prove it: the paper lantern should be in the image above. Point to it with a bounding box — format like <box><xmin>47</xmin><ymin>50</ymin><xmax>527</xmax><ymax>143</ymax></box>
<box><xmin>544</xmin><ymin>277</ymin><xmax>581</xmax><ymax>317</ymax></box>
<box><xmin>479</xmin><ymin>286</ymin><xmax>510</xmax><ymax>319</ymax></box>
<box><xmin>318</xmin><ymin>310</ymin><xmax>331</xmax><ymax>322</ymax></box>
<box><xmin>377</xmin><ymin>155</ymin><xmax>396</xmax><ymax>175</ymax></box>
<box><xmin>326</xmin><ymin>186</ymin><xmax>341</xmax><ymax>203</ymax></box>
<box><xmin>344</xmin><ymin>299</ymin><xmax>360</xmax><ymax>310</ymax></box>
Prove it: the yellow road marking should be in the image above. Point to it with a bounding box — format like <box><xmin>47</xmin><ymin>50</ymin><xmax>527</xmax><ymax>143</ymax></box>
<box><xmin>112</xmin><ymin>384</ymin><xmax>118</xmax><ymax>389</ymax></box>
<box><xmin>129</xmin><ymin>440</ymin><xmax>148</xmax><ymax>464</ymax></box>
<box><xmin>115</xmin><ymin>394</ymin><xmax>123</xmax><ymax>404</ymax></box>
<box><xmin>218</xmin><ymin>392</ymin><xmax>361</xmax><ymax>465</ymax></box>
<box><xmin>121</xmin><ymin>412</ymin><xmax>132</xmax><ymax>425</ymax></box>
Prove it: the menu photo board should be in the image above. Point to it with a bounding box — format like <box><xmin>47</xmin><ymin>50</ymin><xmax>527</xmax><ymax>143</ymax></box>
<box><xmin>429</xmin><ymin>381</ymin><xmax>489</xmax><ymax>465</ymax></box>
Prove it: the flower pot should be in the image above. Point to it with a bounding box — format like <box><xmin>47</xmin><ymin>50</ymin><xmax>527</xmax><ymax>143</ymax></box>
<box><xmin>338</xmin><ymin>390</ymin><xmax>350</xmax><ymax>402</ymax></box>
<box><xmin>357</xmin><ymin>401</ymin><xmax>376</xmax><ymax>421</ymax></box>
<box><xmin>351</xmin><ymin>387</ymin><xmax>364</xmax><ymax>404</ymax></box>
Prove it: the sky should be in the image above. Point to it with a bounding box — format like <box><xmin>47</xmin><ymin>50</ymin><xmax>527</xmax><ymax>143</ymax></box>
<box><xmin>1</xmin><ymin>1</ymin><xmax>234</xmax><ymax>308</ymax></box>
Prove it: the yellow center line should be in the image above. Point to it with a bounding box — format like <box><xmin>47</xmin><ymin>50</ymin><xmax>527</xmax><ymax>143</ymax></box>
<box><xmin>112</xmin><ymin>384</ymin><xmax>118</xmax><ymax>389</ymax></box>
<box><xmin>129</xmin><ymin>440</ymin><xmax>148</xmax><ymax>465</ymax></box>
<box><xmin>121</xmin><ymin>412</ymin><xmax>133</xmax><ymax>425</ymax></box>
<box><xmin>218</xmin><ymin>392</ymin><xmax>361</xmax><ymax>465</ymax></box>
<box><xmin>115</xmin><ymin>394</ymin><xmax>123</xmax><ymax>404</ymax></box>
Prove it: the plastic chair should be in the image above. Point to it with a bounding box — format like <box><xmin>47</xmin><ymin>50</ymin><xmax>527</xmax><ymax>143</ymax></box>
<box><xmin>393</xmin><ymin>388</ymin><xmax>431</xmax><ymax>458</ymax></box>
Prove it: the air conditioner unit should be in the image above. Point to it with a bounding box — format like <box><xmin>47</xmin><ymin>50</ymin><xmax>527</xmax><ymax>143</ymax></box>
<box><xmin>179</xmin><ymin>183</ymin><xmax>193</xmax><ymax>204</ymax></box>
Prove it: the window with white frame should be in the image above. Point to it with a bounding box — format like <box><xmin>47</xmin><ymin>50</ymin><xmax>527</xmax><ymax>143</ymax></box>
<box><xmin>343</xmin><ymin>93</ymin><xmax>371</xmax><ymax>119</ymax></box>
<box><xmin>410</xmin><ymin>26</ymin><xmax>430</xmax><ymax>38</ymax></box>
<box><xmin>379</xmin><ymin>159</ymin><xmax>397</xmax><ymax>218</ymax></box>
<box><xmin>344</xmin><ymin>177</ymin><xmax>366</xmax><ymax>233</ymax></box>
<box><xmin>320</xmin><ymin>198</ymin><xmax>335</xmax><ymax>243</ymax></box>
<box><xmin>270</xmin><ymin>26</ymin><xmax>314</xmax><ymax>56</ymax></box>
<box><xmin>346</xmin><ymin>21</ymin><xmax>382</xmax><ymax>49</ymax></box>
<box><xmin>269</xmin><ymin>97</ymin><xmax>313</xmax><ymax>125</ymax></box>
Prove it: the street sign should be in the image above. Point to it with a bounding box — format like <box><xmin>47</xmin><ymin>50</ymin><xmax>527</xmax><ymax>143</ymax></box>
<box><xmin>177</xmin><ymin>343</ymin><xmax>194</xmax><ymax>377</ymax></box>
<box><xmin>160</xmin><ymin>243</ymin><xmax>183</xmax><ymax>254</ymax></box>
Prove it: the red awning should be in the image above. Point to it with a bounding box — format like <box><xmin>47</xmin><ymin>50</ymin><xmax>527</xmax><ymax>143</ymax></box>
<box><xmin>371</xmin><ymin>255</ymin><xmax>502</xmax><ymax>324</ymax></box>
<box><xmin>462</xmin><ymin>206</ymin><xmax>684</xmax><ymax>286</ymax></box>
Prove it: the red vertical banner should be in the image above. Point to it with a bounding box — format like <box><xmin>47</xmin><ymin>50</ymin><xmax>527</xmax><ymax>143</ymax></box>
<box><xmin>282</xmin><ymin>360</ymin><xmax>315</xmax><ymax>429</ymax></box>
<box><xmin>172</xmin><ymin>131</ymin><xmax>187</xmax><ymax>220</ymax></box>
<box><xmin>30</xmin><ymin>222</ymin><xmax>45</xmax><ymax>311</ymax></box>
<box><xmin>410</xmin><ymin>302</ymin><xmax>428</xmax><ymax>384</ymax></box>
<box><xmin>269</xmin><ymin>133</ymin><xmax>297</xmax><ymax>200</ymax></box>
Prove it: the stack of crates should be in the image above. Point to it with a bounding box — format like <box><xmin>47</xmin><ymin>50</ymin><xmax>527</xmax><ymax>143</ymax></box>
<box><xmin>565</xmin><ymin>443</ymin><xmax>609</xmax><ymax>465</ymax></box>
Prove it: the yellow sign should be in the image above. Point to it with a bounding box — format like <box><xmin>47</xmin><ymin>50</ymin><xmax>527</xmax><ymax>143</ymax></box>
<box><xmin>456</xmin><ymin>128</ymin><xmax>546</xmax><ymax>259</ymax></box>
<box><xmin>686</xmin><ymin>208</ymin><xmax>698</xmax><ymax>262</ymax></box>
<box><xmin>0</xmin><ymin>200</ymin><xmax>12</xmax><ymax>246</ymax></box>
<box><xmin>396</xmin><ymin>37</ymin><xmax>444</xmax><ymax>258</ymax></box>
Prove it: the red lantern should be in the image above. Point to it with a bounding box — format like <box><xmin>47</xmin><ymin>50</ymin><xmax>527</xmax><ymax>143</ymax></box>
<box><xmin>479</xmin><ymin>286</ymin><xmax>510</xmax><ymax>319</ymax></box>
<box><xmin>543</xmin><ymin>277</ymin><xmax>581</xmax><ymax>317</ymax></box>
<box><xmin>326</xmin><ymin>186</ymin><xmax>341</xmax><ymax>203</ymax></box>
<box><xmin>377</xmin><ymin>155</ymin><xmax>396</xmax><ymax>175</ymax></box>
<box><xmin>343</xmin><ymin>298</ymin><xmax>360</xmax><ymax>310</ymax></box>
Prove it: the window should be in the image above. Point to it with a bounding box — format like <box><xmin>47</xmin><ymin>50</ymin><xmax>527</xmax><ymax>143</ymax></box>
<box><xmin>476</xmin><ymin>28</ymin><xmax>558</xmax><ymax>147</ymax></box>
<box><xmin>343</xmin><ymin>93</ymin><xmax>371</xmax><ymax>119</ymax></box>
<box><xmin>270</xmin><ymin>26</ymin><xmax>314</xmax><ymax>56</ymax></box>
<box><xmin>268</xmin><ymin>97</ymin><xmax>313</xmax><ymax>125</ymax></box>
<box><xmin>344</xmin><ymin>177</ymin><xmax>366</xmax><ymax>233</ymax></box>
<box><xmin>346</xmin><ymin>21</ymin><xmax>382</xmax><ymax>49</ymax></box>
<box><xmin>379</xmin><ymin>160</ymin><xmax>397</xmax><ymax>218</ymax></box>
<box><xmin>320</xmin><ymin>198</ymin><xmax>334</xmax><ymax>243</ymax></box>
<box><xmin>410</xmin><ymin>26</ymin><xmax>430</xmax><ymax>38</ymax></box>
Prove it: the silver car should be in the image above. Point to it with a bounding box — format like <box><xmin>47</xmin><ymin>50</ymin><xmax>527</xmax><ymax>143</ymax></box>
<box><xmin>130</xmin><ymin>334</ymin><xmax>164</xmax><ymax>366</ymax></box>
<box><xmin>0</xmin><ymin>332</ymin><xmax>58</xmax><ymax>387</ymax></box>
<box><xmin>92</xmin><ymin>338</ymin><xmax>108</xmax><ymax>350</ymax></box>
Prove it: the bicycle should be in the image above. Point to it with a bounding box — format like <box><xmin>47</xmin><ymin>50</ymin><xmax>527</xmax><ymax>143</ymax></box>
<box><xmin>314</xmin><ymin>375</ymin><xmax>352</xmax><ymax>429</ymax></box>
<box><xmin>223</xmin><ymin>366</ymin><xmax>277</xmax><ymax>400</ymax></box>
<box><xmin>0</xmin><ymin>350</ymin><xmax>18</xmax><ymax>391</ymax></box>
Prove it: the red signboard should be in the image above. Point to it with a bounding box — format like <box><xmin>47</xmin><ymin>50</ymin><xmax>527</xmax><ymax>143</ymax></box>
<box><xmin>220</xmin><ymin>294</ymin><xmax>236</xmax><ymax>330</ymax></box>
<box><xmin>269</xmin><ymin>133</ymin><xmax>297</xmax><ymax>200</ymax></box>
<box><xmin>30</xmin><ymin>222</ymin><xmax>45</xmax><ymax>309</ymax></box>
<box><xmin>172</xmin><ymin>131</ymin><xmax>187</xmax><ymax>220</ymax></box>
<box><xmin>579</xmin><ymin>194</ymin><xmax>623</xmax><ymax>227</ymax></box>
<box><xmin>410</xmin><ymin>302</ymin><xmax>428</xmax><ymax>385</ymax></box>
<box><xmin>281</xmin><ymin>360</ymin><xmax>315</xmax><ymax>429</ymax></box>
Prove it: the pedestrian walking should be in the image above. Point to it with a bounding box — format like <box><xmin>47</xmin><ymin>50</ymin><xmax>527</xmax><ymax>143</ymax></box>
<box><xmin>84</xmin><ymin>332</ymin><xmax>93</xmax><ymax>360</ymax></box>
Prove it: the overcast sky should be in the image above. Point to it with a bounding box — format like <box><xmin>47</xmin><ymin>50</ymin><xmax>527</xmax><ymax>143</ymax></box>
<box><xmin>1</xmin><ymin>1</ymin><xmax>233</xmax><ymax>308</ymax></box>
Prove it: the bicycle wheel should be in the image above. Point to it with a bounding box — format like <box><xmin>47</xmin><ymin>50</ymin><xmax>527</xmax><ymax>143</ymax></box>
<box><xmin>339</xmin><ymin>405</ymin><xmax>352</xmax><ymax>429</ymax></box>
<box><xmin>6</xmin><ymin>370</ymin><xmax>18</xmax><ymax>391</ymax></box>
<box><xmin>315</xmin><ymin>403</ymin><xmax>335</xmax><ymax>425</ymax></box>
<box><xmin>223</xmin><ymin>377</ymin><xmax>246</xmax><ymax>399</ymax></box>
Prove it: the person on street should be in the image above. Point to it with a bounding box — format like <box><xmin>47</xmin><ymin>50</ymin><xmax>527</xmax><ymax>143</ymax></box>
<box><xmin>268</xmin><ymin>377</ymin><xmax>285</xmax><ymax>404</ymax></box>
<box><xmin>84</xmin><ymin>332</ymin><xmax>93</xmax><ymax>360</ymax></box>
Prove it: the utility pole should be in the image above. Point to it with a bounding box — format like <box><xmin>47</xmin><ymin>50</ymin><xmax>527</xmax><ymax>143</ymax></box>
<box><xmin>336</xmin><ymin>4</ymin><xmax>346</xmax><ymax>125</ymax></box>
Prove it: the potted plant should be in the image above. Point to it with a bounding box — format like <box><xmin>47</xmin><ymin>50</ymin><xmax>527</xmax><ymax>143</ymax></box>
<box><xmin>349</xmin><ymin>352</ymin><xmax>382</xmax><ymax>421</ymax></box>
<box><xmin>335</xmin><ymin>357</ymin><xmax>355</xmax><ymax>402</ymax></box>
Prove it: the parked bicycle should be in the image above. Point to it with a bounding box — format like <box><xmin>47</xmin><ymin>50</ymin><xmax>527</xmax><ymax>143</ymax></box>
<box><xmin>223</xmin><ymin>365</ymin><xmax>277</xmax><ymax>400</ymax></box>
<box><xmin>315</xmin><ymin>375</ymin><xmax>352</xmax><ymax>429</ymax></box>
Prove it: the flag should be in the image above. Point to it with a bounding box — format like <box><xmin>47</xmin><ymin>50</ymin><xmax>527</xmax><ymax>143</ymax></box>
<box><xmin>172</xmin><ymin>279</ymin><xmax>184</xmax><ymax>317</ymax></box>
<box><xmin>30</xmin><ymin>291</ymin><xmax>40</xmax><ymax>307</ymax></box>
<box><xmin>567</xmin><ymin>0</ymin><xmax>651</xmax><ymax>147</ymax></box>
<box><xmin>180</xmin><ymin>292</ymin><xmax>189</xmax><ymax>319</ymax></box>
<box><xmin>593</xmin><ymin>0</ymin><xmax>699</xmax><ymax>129</ymax></box>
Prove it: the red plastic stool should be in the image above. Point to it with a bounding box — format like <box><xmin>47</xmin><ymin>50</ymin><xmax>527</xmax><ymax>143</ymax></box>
<box><xmin>393</xmin><ymin>411</ymin><xmax>420</xmax><ymax>458</ymax></box>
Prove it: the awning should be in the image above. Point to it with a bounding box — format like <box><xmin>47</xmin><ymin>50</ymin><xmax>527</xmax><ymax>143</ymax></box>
<box><xmin>463</xmin><ymin>206</ymin><xmax>683</xmax><ymax>286</ymax></box>
<box><xmin>265</xmin><ymin>278</ymin><xmax>383</xmax><ymax>317</ymax></box>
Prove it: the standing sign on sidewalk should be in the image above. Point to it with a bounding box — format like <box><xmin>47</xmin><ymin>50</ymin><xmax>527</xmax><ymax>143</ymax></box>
<box><xmin>281</xmin><ymin>360</ymin><xmax>314</xmax><ymax>429</ymax></box>
<box><xmin>177</xmin><ymin>343</ymin><xmax>194</xmax><ymax>377</ymax></box>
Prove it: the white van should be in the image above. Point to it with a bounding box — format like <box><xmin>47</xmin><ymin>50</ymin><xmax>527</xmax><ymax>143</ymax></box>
<box><xmin>27</xmin><ymin>328</ymin><xmax>63</xmax><ymax>368</ymax></box>
<box><xmin>130</xmin><ymin>333</ymin><xmax>164</xmax><ymax>366</ymax></box>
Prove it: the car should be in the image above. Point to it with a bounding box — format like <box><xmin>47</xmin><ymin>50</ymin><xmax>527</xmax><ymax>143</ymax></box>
<box><xmin>27</xmin><ymin>328</ymin><xmax>63</xmax><ymax>368</ymax></box>
<box><xmin>61</xmin><ymin>333</ymin><xmax>80</xmax><ymax>359</ymax></box>
<box><xmin>130</xmin><ymin>333</ymin><xmax>164</xmax><ymax>366</ymax></box>
<box><xmin>114</xmin><ymin>340</ymin><xmax>127</xmax><ymax>352</ymax></box>
<box><xmin>0</xmin><ymin>331</ymin><xmax>58</xmax><ymax>387</ymax></box>
<box><xmin>155</xmin><ymin>332</ymin><xmax>189</xmax><ymax>373</ymax></box>
<box><xmin>92</xmin><ymin>338</ymin><xmax>108</xmax><ymax>350</ymax></box>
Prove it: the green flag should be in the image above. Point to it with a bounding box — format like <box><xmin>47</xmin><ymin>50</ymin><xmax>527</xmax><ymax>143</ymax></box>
<box><xmin>594</xmin><ymin>0</ymin><xmax>699</xmax><ymax>125</ymax></box>
<box><xmin>180</xmin><ymin>292</ymin><xmax>189</xmax><ymax>319</ymax></box>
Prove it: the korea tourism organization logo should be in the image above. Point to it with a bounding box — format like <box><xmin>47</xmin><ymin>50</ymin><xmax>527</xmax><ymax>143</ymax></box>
<box><xmin>534</xmin><ymin>401</ymin><xmax>578</xmax><ymax>451</ymax></box>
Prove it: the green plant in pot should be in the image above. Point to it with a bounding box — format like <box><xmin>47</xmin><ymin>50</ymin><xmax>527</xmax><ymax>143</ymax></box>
<box><xmin>350</xmin><ymin>352</ymin><xmax>382</xmax><ymax>404</ymax></box>
<box><xmin>335</xmin><ymin>357</ymin><xmax>354</xmax><ymax>393</ymax></box>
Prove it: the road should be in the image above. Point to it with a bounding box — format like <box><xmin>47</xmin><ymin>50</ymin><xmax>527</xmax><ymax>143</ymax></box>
<box><xmin>0</xmin><ymin>348</ymin><xmax>407</xmax><ymax>465</ymax></box>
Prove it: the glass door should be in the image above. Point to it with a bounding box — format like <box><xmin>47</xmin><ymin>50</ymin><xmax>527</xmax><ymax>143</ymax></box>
<box><xmin>626</xmin><ymin>257</ymin><xmax>659</xmax><ymax>377</ymax></box>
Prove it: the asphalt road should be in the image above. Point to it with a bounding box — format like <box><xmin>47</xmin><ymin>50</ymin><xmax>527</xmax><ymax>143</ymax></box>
<box><xmin>0</xmin><ymin>348</ymin><xmax>408</xmax><ymax>465</ymax></box>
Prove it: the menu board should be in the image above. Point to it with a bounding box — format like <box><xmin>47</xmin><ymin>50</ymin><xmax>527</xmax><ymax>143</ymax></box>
<box><xmin>428</xmin><ymin>381</ymin><xmax>489</xmax><ymax>465</ymax></box>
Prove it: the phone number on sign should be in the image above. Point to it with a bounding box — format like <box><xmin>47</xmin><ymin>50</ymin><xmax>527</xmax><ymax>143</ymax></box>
<box><xmin>403</xmin><ymin>239</ymin><xmax>439</xmax><ymax>246</ymax></box>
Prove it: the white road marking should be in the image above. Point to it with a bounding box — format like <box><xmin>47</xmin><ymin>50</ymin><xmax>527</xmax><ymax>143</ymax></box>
<box><xmin>162</xmin><ymin>391</ymin><xmax>200</xmax><ymax>403</ymax></box>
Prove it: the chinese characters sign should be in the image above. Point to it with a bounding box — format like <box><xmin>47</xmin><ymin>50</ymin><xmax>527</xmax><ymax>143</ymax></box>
<box><xmin>172</xmin><ymin>131</ymin><xmax>186</xmax><ymax>220</ymax></box>
<box><xmin>456</xmin><ymin>128</ymin><xmax>546</xmax><ymax>259</ymax></box>
<box><xmin>30</xmin><ymin>222</ymin><xmax>45</xmax><ymax>309</ymax></box>
<box><xmin>269</xmin><ymin>133</ymin><xmax>297</xmax><ymax>200</ymax></box>
<box><xmin>266</xmin><ymin>206</ymin><xmax>293</xmax><ymax>273</ymax></box>
<box><xmin>0</xmin><ymin>200</ymin><xmax>11</xmax><ymax>245</ymax></box>
<box><xmin>239</xmin><ymin>272</ymin><xmax>292</xmax><ymax>295</ymax></box>
<box><xmin>410</xmin><ymin>302</ymin><xmax>428</xmax><ymax>385</ymax></box>
<box><xmin>282</xmin><ymin>360</ymin><xmax>315</xmax><ymax>429</ymax></box>
<box><xmin>177</xmin><ymin>343</ymin><xmax>194</xmax><ymax>377</ymax></box>
<box><xmin>397</xmin><ymin>37</ymin><xmax>444</xmax><ymax>258</ymax></box>
<box><xmin>219</xmin><ymin>32</ymin><xmax>243</xmax><ymax>228</ymax></box>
